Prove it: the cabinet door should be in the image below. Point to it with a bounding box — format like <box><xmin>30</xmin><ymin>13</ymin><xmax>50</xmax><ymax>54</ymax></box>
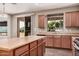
<box><xmin>76</xmin><ymin>12</ymin><xmax>79</xmax><ymax>27</ymax></box>
<box><xmin>71</xmin><ymin>12</ymin><xmax>79</xmax><ymax>27</ymax></box>
<box><xmin>42</xmin><ymin>42</ymin><xmax>45</xmax><ymax>55</ymax></box>
<box><xmin>53</xmin><ymin>35</ymin><xmax>61</xmax><ymax>48</ymax></box>
<box><xmin>45</xmin><ymin>36</ymin><xmax>53</xmax><ymax>47</ymax></box>
<box><xmin>38</xmin><ymin>44</ymin><xmax>43</xmax><ymax>56</ymax></box>
<box><xmin>65</xmin><ymin>12</ymin><xmax>79</xmax><ymax>27</ymax></box>
<box><xmin>62</xmin><ymin>35</ymin><xmax>71</xmax><ymax>49</ymax></box>
<box><xmin>30</xmin><ymin>47</ymin><xmax>38</xmax><ymax>56</ymax></box>
<box><xmin>38</xmin><ymin>15</ymin><xmax>45</xmax><ymax>29</ymax></box>
<box><xmin>65</xmin><ymin>13</ymin><xmax>71</xmax><ymax>27</ymax></box>
<box><xmin>71</xmin><ymin>12</ymin><xmax>77</xmax><ymax>27</ymax></box>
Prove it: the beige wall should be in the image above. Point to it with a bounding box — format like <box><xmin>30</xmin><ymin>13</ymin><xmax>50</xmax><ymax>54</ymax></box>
<box><xmin>7</xmin><ymin>14</ymin><xmax>12</xmax><ymax>37</ymax></box>
<box><xmin>11</xmin><ymin>13</ymin><xmax>35</xmax><ymax>37</ymax></box>
<box><xmin>10</xmin><ymin>6</ymin><xmax>79</xmax><ymax>37</ymax></box>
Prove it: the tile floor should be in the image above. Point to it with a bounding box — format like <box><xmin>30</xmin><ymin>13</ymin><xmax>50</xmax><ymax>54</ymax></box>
<box><xmin>44</xmin><ymin>48</ymin><xmax>72</xmax><ymax>56</ymax></box>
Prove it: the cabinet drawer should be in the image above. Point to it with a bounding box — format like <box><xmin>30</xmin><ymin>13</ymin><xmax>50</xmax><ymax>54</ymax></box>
<box><xmin>15</xmin><ymin>44</ymin><xmax>29</xmax><ymax>56</ymax></box>
<box><xmin>30</xmin><ymin>41</ymin><xmax>37</xmax><ymax>49</ymax></box>
<box><xmin>38</xmin><ymin>39</ymin><xmax>43</xmax><ymax>44</ymax></box>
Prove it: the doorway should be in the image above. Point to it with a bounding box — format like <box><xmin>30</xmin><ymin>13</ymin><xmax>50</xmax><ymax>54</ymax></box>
<box><xmin>17</xmin><ymin>16</ymin><xmax>31</xmax><ymax>37</ymax></box>
<box><xmin>17</xmin><ymin>17</ymin><xmax>25</xmax><ymax>37</ymax></box>
<box><xmin>25</xmin><ymin>16</ymin><xmax>31</xmax><ymax>36</ymax></box>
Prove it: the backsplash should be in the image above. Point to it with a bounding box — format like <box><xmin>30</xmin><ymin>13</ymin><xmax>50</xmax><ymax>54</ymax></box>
<box><xmin>35</xmin><ymin>27</ymin><xmax>79</xmax><ymax>34</ymax></box>
<box><xmin>65</xmin><ymin>28</ymin><xmax>79</xmax><ymax>33</ymax></box>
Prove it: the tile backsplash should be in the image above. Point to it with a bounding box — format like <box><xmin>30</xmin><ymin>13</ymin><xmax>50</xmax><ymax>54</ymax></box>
<box><xmin>65</xmin><ymin>28</ymin><xmax>79</xmax><ymax>33</ymax></box>
<box><xmin>35</xmin><ymin>27</ymin><xmax>79</xmax><ymax>34</ymax></box>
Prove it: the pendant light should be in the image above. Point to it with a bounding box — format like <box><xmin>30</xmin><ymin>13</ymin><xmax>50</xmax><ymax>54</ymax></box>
<box><xmin>0</xmin><ymin>3</ymin><xmax>7</xmax><ymax>21</ymax></box>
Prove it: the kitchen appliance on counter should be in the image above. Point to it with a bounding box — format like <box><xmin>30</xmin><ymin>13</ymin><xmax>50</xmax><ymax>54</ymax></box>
<box><xmin>72</xmin><ymin>37</ymin><xmax>79</xmax><ymax>56</ymax></box>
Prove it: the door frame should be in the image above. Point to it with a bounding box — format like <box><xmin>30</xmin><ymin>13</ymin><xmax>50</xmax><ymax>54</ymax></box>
<box><xmin>17</xmin><ymin>17</ymin><xmax>25</xmax><ymax>37</ymax></box>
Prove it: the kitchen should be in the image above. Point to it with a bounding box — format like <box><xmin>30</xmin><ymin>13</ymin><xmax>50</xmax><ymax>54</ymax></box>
<box><xmin>0</xmin><ymin>3</ymin><xmax>79</xmax><ymax>56</ymax></box>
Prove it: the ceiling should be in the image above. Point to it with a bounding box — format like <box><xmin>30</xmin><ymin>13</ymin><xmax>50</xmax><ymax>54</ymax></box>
<box><xmin>0</xmin><ymin>3</ymin><xmax>78</xmax><ymax>15</ymax></box>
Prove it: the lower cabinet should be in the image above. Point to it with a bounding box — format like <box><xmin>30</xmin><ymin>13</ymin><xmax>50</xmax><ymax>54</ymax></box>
<box><xmin>42</xmin><ymin>42</ymin><xmax>45</xmax><ymax>55</ymax></box>
<box><xmin>29</xmin><ymin>39</ymin><xmax>45</xmax><ymax>56</ymax></box>
<box><xmin>38</xmin><ymin>44</ymin><xmax>43</xmax><ymax>56</ymax></box>
<box><xmin>29</xmin><ymin>40</ymin><xmax>38</xmax><ymax>56</ymax></box>
<box><xmin>45</xmin><ymin>35</ymin><xmax>72</xmax><ymax>49</ymax></box>
<box><xmin>53</xmin><ymin>35</ymin><xmax>61</xmax><ymax>48</ymax></box>
<box><xmin>14</xmin><ymin>44</ymin><xmax>29</xmax><ymax>56</ymax></box>
<box><xmin>45</xmin><ymin>36</ymin><xmax>53</xmax><ymax>47</ymax></box>
<box><xmin>61</xmin><ymin>35</ymin><xmax>71</xmax><ymax>49</ymax></box>
<box><xmin>37</xmin><ymin>39</ymin><xmax>45</xmax><ymax>56</ymax></box>
<box><xmin>30</xmin><ymin>47</ymin><xmax>38</xmax><ymax>56</ymax></box>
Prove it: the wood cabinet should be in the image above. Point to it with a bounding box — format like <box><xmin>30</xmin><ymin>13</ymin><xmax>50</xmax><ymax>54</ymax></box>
<box><xmin>30</xmin><ymin>41</ymin><xmax>37</xmax><ymax>49</ymax></box>
<box><xmin>0</xmin><ymin>44</ymin><xmax>29</xmax><ymax>56</ymax></box>
<box><xmin>15</xmin><ymin>44</ymin><xmax>29</xmax><ymax>56</ymax></box>
<box><xmin>29</xmin><ymin>41</ymin><xmax>38</xmax><ymax>56</ymax></box>
<box><xmin>29</xmin><ymin>39</ymin><xmax>45</xmax><ymax>56</ymax></box>
<box><xmin>30</xmin><ymin>47</ymin><xmax>38</xmax><ymax>56</ymax></box>
<box><xmin>45</xmin><ymin>36</ymin><xmax>53</xmax><ymax>47</ymax></box>
<box><xmin>61</xmin><ymin>35</ymin><xmax>71</xmax><ymax>49</ymax></box>
<box><xmin>53</xmin><ymin>35</ymin><xmax>61</xmax><ymax>48</ymax></box>
<box><xmin>38</xmin><ymin>15</ymin><xmax>45</xmax><ymax>29</ymax></box>
<box><xmin>38</xmin><ymin>44</ymin><xmax>43</xmax><ymax>56</ymax></box>
<box><xmin>65</xmin><ymin>12</ymin><xmax>79</xmax><ymax>27</ymax></box>
<box><xmin>45</xmin><ymin>35</ymin><xmax>72</xmax><ymax>49</ymax></box>
<box><xmin>37</xmin><ymin>39</ymin><xmax>45</xmax><ymax>56</ymax></box>
<box><xmin>65</xmin><ymin>13</ymin><xmax>71</xmax><ymax>27</ymax></box>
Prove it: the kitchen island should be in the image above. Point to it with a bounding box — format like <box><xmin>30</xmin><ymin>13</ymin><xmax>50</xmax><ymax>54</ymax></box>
<box><xmin>0</xmin><ymin>36</ymin><xmax>46</xmax><ymax>56</ymax></box>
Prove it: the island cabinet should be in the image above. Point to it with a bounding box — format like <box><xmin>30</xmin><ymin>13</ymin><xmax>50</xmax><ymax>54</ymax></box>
<box><xmin>0</xmin><ymin>44</ymin><xmax>29</xmax><ymax>56</ymax></box>
<box><xmin>37</xmin><ymin>39</ymin><xmax>45</xmax><ymax>56</ymax></box>
<box><xmin>61</xmin><ymin>35</ymin><xmax>71</xmax><ymax>49</ymax></box>
<box><xmin>14</xmin><ymin>44</ymin><xmax>29</xmax><ymax>56</ymax></box>
<box><xmin>29</xmin><ymin>40</ymin><xmax>38</xmax><ymax>56</ymax></box>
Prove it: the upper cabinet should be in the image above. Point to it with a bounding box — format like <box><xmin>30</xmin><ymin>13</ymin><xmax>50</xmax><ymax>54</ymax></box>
<box><xmin>38</xmin><ymin>15</ymin><xmax>45</xmax><ymax>29</ymax></box>
<box><xmin>65</xmin><ymin>11</ymin><xmax>79</xmax><ymax>27</ymax></box>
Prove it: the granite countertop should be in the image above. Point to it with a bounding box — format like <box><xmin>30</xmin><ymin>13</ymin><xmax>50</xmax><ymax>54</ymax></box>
<box><xmin>37</xmin><ymin>32</ymin><xmax>79</xmax><ymax>36</ymax></box>
<box><xmin>0</xmin><ymin>36</ymin><xmax>45</xmax><ymax>51</ymax></box>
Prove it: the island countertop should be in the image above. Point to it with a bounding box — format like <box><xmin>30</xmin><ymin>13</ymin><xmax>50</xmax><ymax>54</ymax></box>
<box><xmin>0</xmin><ymin>36</ymin><xmax>45</xmax><ymax>51</ymax></box>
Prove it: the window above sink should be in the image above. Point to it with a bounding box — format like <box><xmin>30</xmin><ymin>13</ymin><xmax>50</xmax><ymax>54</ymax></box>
<box><xmin>47</xmin><ymin>13</ymin><xmax>64</xmax><ymax>32</ymax></box>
